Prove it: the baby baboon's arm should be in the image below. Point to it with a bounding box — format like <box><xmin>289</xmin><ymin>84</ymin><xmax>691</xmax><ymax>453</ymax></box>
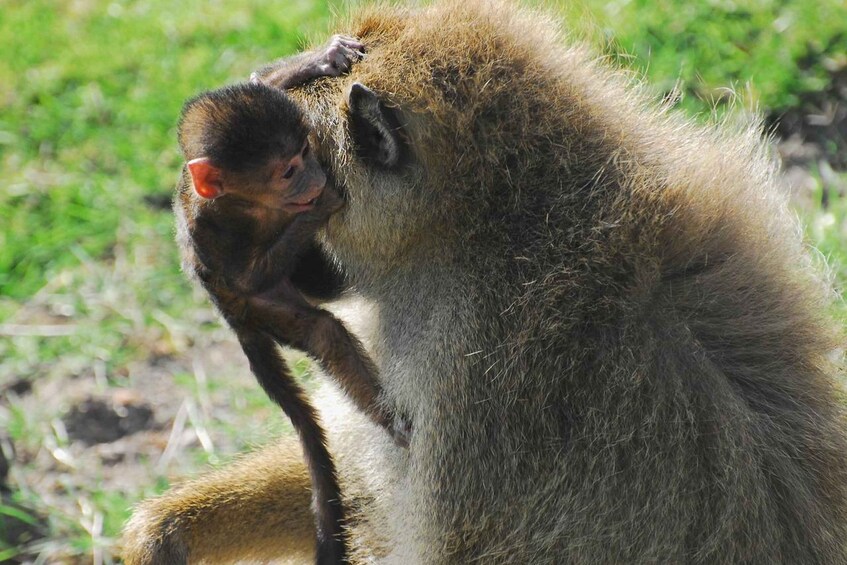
<box><xmin>248</xmin><ymin>283</ymin><xmax>411</xmax><ymax>448</ymax></box>
<box><xmin>252</xmin><ymin>35</ymin><xmax>365</xmax><ymax>90</ymax></box>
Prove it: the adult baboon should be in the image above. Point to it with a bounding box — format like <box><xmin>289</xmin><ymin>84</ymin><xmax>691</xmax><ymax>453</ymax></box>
<box><xmin>124</xmin><ymin>1</ymin><xmax>847</xmax><ymax>563</ymax></box>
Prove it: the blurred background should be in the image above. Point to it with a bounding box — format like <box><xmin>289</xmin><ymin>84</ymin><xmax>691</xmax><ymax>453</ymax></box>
<box><xmin>1</xmin><ymin>0</ymin><xmax>845</xmax><ymax>562</ymax></box>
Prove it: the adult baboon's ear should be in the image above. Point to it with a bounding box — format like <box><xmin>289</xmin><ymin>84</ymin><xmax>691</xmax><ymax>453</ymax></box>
<box><xmin>347</xmin><ymin>82</ymin><xmax>405</xmax><ymax>169</ymax></box>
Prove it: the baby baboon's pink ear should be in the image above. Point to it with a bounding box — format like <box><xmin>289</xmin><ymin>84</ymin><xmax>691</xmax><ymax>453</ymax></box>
<box><xmin>187</xmin><ymin>158</ymin><xmax>223</xmax><ymax>200</ymax></box>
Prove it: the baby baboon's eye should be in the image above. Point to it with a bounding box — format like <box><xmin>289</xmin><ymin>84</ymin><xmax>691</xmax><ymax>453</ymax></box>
<box><xmin>282</xmin><ymin>165</ymin><xmax>295</xmax><ymax>179</ymax></box>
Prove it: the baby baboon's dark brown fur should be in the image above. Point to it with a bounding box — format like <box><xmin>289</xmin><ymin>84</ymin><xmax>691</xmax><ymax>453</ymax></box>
<box><xmin>124</xmin><ymin>1</ymin><xmax>847</xmax><ymax>563</ymax></box>
<box><xmin>177</xmin><ymin>80</ymin><xmax>359</xmax><ymax>564</ymax></box>
<box><xmin>157</xmin><ymin>38</ymin><xmax>406</xmax><ymax>565</ymax></box>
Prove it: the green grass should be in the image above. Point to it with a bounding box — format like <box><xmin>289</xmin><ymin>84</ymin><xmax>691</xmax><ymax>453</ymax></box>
<box><xmin>807</xmin><ymin>179</ymin><xmax>847</xmax><ymax>317</ymax></box>
<box><xmin>556</xmin><ymin>0</ymin><xmax>847</xmax><ymax>115</ymax></box>
<box><xmin>0</xmin><ymin>0</ymin><xmax>845</xmax><ymax>562</ymax></box>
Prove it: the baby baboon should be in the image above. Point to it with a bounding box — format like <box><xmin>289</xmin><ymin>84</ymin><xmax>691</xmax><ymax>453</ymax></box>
<box><xmin>125</xmin><ymin>1</ymin><xmax>847</xmax><ymax>563</ymax></box>
<box><xmin>170</xmin><ymin>38</ymin><xmax>405</xmax><ymax>565</ymax></box>
<box><xmin>177</xmin><ymin>81</ymin><xmax>353</xmax><ymax>564</ymax></box>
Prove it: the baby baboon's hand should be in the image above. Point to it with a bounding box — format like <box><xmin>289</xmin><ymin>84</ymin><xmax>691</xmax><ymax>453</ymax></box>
<box><xmin>319</xmin><ymin>184</ymin><xmax>345</xmax><ymax>215</ymax></box>
<box><xmin>391</xmin><ymin>415</ymin><xmax>413</xmax><ymax>449</ymax></box>
<box><xmin>371</xmin><ymin>407</ymin><xmax>412</xmax><ymax>448</ymax></box>
<box><xmin>314</xmin><ymin>35</ymin><xmax>365</xmax><ymax>77</ymax></box>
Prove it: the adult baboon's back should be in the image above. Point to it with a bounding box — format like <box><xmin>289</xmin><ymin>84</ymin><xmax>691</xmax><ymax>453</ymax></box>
<box><xmin>124</xmin><ymin>1</ymin><xmax>847</xmax><ymax>562</ymax></box>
